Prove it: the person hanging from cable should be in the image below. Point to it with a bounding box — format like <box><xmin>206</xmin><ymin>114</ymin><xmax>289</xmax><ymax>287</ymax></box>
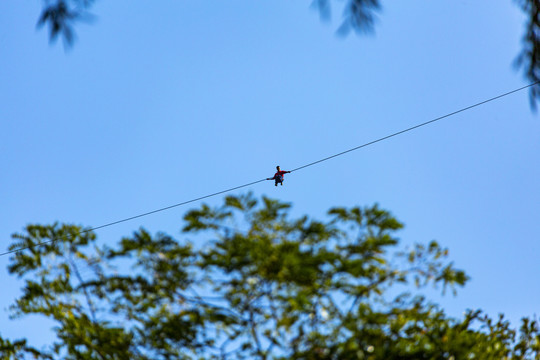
<box><xmin>267</xmin><ymin>166</ymin><xmax>291</xmax><ymax>186</ymax></box>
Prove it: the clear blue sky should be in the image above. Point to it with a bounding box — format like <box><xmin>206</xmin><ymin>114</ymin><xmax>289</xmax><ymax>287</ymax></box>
<box><xmin>1</xmin><ymin>0</ymin><xmax>539</xmax><ymax>347</ymax></box>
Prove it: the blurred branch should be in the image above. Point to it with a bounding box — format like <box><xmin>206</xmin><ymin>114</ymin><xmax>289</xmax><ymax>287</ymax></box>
<box><xmin>37</xmin><ymin>0</ymin><xmax>95</xmax><ymax>47</ymax></box>
<box><xmin>34</xmin><ymin>0</ymin><xmax>540</xmax><ymax>108</ymax></box>
<box><xmin>514</xmin><ymin>0</ymin><xmax>540</xmax><ymax>109</ymax></box>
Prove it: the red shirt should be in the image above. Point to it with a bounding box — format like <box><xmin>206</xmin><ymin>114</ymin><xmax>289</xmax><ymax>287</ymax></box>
<box><xmin>274</xmin><ymin>170</ymin><xmax>288</xmax><ymax>178</ymax></box>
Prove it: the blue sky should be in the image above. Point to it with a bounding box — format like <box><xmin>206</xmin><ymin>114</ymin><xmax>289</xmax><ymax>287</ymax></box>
<box><xmin>1</xmin><ymin>0</ymin><xmax>539</xmax><ymax>347</ymax></box>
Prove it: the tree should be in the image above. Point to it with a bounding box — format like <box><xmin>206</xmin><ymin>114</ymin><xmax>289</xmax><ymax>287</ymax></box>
<box><xmin>1</xmin><ymin>193</ymin><xmax>539</xmax><ymax>359</ymax></box>
<box><xmin>35</xmin><ymin>0</ymin><xmax>540</xmax><ymax>105</ymax></box>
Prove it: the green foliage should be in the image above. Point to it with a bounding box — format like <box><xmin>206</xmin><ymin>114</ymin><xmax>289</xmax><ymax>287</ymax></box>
<box><xmin>2</xmin><ymin>194</ymin><xmax>540</xmax><ymax>359</ymax></box>
<box><xmin>0</xmin><ymin>336</ymin><xmax>52</xmax><ymax>360</ymax></box>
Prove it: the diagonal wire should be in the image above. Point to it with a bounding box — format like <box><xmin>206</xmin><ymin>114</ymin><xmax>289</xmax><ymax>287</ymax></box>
<box><xmin>290</xmin><ymin>81</ymin><xmax>539</xmax><ymax>172</ymax></box>
<box><xmin>1</xmin><ymin>81</ymin><xmax>537</xmax><ymax>257</ymax></box>
<box><xmin>0</xmin><ymin>178</ymin><xmax>266</xmax><ymax>257</ymax></box>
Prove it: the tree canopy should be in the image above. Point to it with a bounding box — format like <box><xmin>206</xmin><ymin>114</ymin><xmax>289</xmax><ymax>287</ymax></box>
<box><xmin>1</xmin><ymin>193</ymin><xmax>539</xmax><ymax>359</ymax></box>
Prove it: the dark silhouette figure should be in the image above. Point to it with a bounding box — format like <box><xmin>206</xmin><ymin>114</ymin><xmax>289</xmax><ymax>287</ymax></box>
<box><xmin>267</xmin><ymin>166</ymin><xmax>291</xmax><ymax>186</ymax></box>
